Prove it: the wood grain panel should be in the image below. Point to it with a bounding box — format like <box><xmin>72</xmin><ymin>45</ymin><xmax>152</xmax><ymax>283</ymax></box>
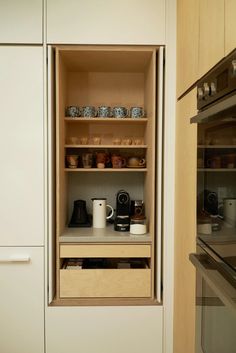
<box><xmin>198</xmin><ymin>0</ymin><xmax>224</xmax><ymax>78</ymax></box>
<box><xmin>177</xmin><ymin>0</ymin><xmax>199</xmax><ymax>97</ymax></box>
<box><xmin>174</xmin><ymin>88</ymin><xmax>197</xmax><ymax>353</ymax></box>
<box><xmin>225</xmin><ymin>0</ymin><xmax>236</xmax><ymax>56</ymax></box>
<box><xmin>60</xmin><ymin>268</ymin><xmax>151</xmax><ymax>298</ymax></box>
<box><xmin>60</xmin><ymin>244</ymin><xmax>151</xmax><ymax>258</ymax></box>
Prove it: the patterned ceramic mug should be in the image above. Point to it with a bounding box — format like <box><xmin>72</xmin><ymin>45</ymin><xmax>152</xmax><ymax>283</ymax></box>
<box><xmin>65</xmin><ymin>106</ymin><xmax>80</xmax><ymax>117</ymax></box>
<box><xmin>97</xmin><ymin>106</ymin><xmax>113</xmax><ymax>118</ymax></box>
<box><xmin>112</xmin><ymin>106</ymin><xmax>129</xmax><ymax>118</ymax></box>
<box><xmin>80</xmin><ymin>106</ymin><xmax>97</xmax><ymax>118</ymax></box>
<box><xmin>130</xmin><ymin>107</ymin><xmax>145</xmax><ymax>118</ymax></box>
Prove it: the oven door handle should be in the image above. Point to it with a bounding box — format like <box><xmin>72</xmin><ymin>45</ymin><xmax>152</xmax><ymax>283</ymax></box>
<box><xmin>190</xmin><ymin>253</ymin><xmax>236</xmax><ymax>313</ymax></box>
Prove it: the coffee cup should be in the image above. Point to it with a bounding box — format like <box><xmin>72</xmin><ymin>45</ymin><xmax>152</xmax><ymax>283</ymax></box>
<box><xmin>96</xmin><ymin>152</ymin><xmax>110</xmax><ymax>167</ymax></box>
<box><xmin>82</xmin><ymin>153</ymin><xmax>93</xmax><ymax>168</ymax></box>
<box><xmin>112</xmin><ymin>106</ymin><xmax>129</xmax><ymax>118</ymax></box>
<box><xmin>133</xmin><ymin>138</ymin><xmax>143</xmax><ymax>145</ymax></box>
<box><xmin>122</xmin><ymin>138</ymin><xmax>132</xmax><ymax>145</ymax></box>
<box><xmin>91</xmin><ymin>136</ymin><xmax>101</xmax><ymax>145</ymax></box>
<box><xmin>127</xmin><ymin>157</ymin><xmax>146</xmax><ymax>168</ymax></box>
<box><xmin>65</xmin><ymin>106</ymin><xmax>80</xmax><ymax>117</ymax></box>
<box><xmin>111</xmin><ymin>154</ymin><xmax>126</xmax><ymax>168</ymax></box>
<box><xmin>112</xmin><ymin>138</ymin><xmax>121</xmax><ymax>145</ymax></box>
<box><xmin>207</xmin><ymin>156</ymin><xmax>221</xmax><ymax>169</ymax></box>
<box><xmin>97</xmin><ymin>106</ymin><xmax>113</xmax><ymax>118</ymax></box>
<box><xmin>80</xmin><ymin>136</ymin><xmax>89</xmax><ymax>145</ymax></box>
<box><xmin>130</xmin><ymin>107</ymin><xmax>145</xmax><ymax>118</ymax></box>
<box><xmin>80</xmin><ymin>106</ymin><xmax>97</xmax><ymax>118</ymax></box>
<box><xmin>66</xmin><ymin>155</ymin><xmax>79</xmax><ymax>168</ymax></box>
<box><xmin>67</xmin><ymin>136</ymin><xmax>79</xmax><ymax>145</ymax></box>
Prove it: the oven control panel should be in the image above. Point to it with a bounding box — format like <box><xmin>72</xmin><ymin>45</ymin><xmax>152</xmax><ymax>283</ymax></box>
<box><xmin>197</xmin><ymin>50</ymin><xmax>236</xmax><ymax>110</ymax></box>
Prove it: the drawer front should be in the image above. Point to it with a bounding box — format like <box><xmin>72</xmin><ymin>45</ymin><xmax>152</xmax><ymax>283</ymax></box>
<box><xmin>60</xmin><ymin>244</ymin><xmax>151</xmax><ymax>258</ymax></box>
<box><xmin>60</xmin><ymin>269</ymin><xmax>151</xmax><ymax>298</ymax></box>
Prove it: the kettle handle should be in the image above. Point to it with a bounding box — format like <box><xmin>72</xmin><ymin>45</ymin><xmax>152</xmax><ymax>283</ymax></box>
<box><xmin>106</xmin><ymin>205</ymin><xmax>114</xmax><ymax>219</ymax></box>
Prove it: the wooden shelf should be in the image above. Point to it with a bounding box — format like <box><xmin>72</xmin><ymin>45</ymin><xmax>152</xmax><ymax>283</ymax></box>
<box><xmin>198</xmin><ymin>168</ymin><xmax>236</xmax><ymax>172</ymax></box>
<box><xmin>65</xmin><ymin>117</ymin><xmax>148</xmax><ymax>123</ymax></box>
<box><xmin>60</xmin><ymin>224</ymin><xmax>151</xmax><ymax>243</ymax></box>
<box><xmin>65</xmin><ymin>168</ymin><xmax>147</xmax><ymax>172</ymax></box>
<box><xmin>65</xmin><ymin>144</ymin><xmax>147</xmax><ymax>149</ymax></box>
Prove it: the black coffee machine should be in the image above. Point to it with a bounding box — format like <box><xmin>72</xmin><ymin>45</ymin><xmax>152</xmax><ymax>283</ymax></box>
<box><xmin>114</xmin><ymin>190</ymin><xmax>130</xmax><ymax>231</ymax></box>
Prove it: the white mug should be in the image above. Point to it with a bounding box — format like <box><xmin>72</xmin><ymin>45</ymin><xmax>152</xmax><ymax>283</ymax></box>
<box><xmin>92</xmin><ymin>198</ymin><xmax>114</xmax><ymax>228</ymax></box>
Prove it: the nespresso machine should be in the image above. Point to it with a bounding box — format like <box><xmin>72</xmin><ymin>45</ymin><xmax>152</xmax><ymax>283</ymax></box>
<box><xmin>114</xmin><ymin>190</ymin><xmax>130</xmax><ymax>231</ymax></box>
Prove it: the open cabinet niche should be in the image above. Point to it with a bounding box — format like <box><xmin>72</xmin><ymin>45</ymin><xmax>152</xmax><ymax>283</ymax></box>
<box><xmin>52</xmin><ymin>45</ymin><xmax>163</xmax><ymax>305</ymax></box>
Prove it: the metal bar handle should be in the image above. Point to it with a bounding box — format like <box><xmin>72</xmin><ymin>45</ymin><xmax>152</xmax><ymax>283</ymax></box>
<box><xmin>190</xmin><ymin>253</ymin><xmax>236</xmax><ymax>313</ymax></box>
<box><xmin>0</xmin><ymin>255</ymin><xmax>30</xmax><ymax>263</ymax></box>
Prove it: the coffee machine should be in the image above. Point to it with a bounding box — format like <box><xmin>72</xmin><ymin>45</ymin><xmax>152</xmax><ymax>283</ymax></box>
<box><xmin>114</xmin><ymin>190</ymin><xmax>130</xmax><ymax>231</ymax></box>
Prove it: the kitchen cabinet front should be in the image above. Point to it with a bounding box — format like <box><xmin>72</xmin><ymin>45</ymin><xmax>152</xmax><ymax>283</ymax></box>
<box><xmin>198</xmin><ymin>0</ymin><xmax>224</xmax><ymax>78</ymax></box>
<box><xmin>0</xmin><ymin>247</ymin><xmax>44</xmax><ymax>353</ymax></box>
<box><xmin>177</xmin><ymin>0</ymin><xmax>199</xmax><ymax>98</ymax></box>
<box><xmin>0</xmin><ymin>0</ymin><xmax>42</xmax><ymax>43</ymax></box>
<box><xmin>0</xmin><ymin>46</ymin><xmax>44</xmax><ymax>246</ymax></box>
<box><xmin>46</xmin><ymin>0</ymin><xmax>165</xmax><ymax>44</ymax></box>
<box><xmin>225</xmin><ymin>0</ymin><xmax>236</xmax><ymax>56</ymax></box>
<box><xmin>174</xmin><ymin>88</ymin><xmax>197</xmax><ymax>353</ymax></box>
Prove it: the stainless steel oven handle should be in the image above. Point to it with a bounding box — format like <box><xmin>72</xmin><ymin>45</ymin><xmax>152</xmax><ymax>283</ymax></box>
<box><xmin>190</xmin><ymin>253</ymin><xmax>236</xmax><ymax>313</ymax></box>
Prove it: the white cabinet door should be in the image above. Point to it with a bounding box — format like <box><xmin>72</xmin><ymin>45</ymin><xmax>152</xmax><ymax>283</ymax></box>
<box><xmin>46</xmin><ymin>0</ymin><xmax>165</xmax><ymax>44</ymax></box>
<box><xmin>46</xmin><ymin>306</ymin><xmax>163</xmax><ymax>353</ymax></box>
<box><xmin>0</xmin><ymin>47</ymin><xmax>44</xmax><ymax>246</ymax></box>
<box><xmin>0</xmin><ymin>0</ymin><xmax>42</xmax><ymax>43</ymax></box>
<box><xmin>0</xmin><ymin>247</ymin><xmax>44</xmax><ymax>353</ymax></box>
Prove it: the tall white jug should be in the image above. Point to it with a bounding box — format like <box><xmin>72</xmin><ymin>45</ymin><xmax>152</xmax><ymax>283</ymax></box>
<box><xmin>92</xmin><ymin>198</ymin><xmax>114</xmax><ymax>228</ymax></box>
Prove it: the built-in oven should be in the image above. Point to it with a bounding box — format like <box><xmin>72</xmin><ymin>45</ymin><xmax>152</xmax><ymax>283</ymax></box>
<box><xmin>190</xmin><ymin>239</ymin><xmax>236</xmax><ymax>353</ymax></box>
<box><xmin>190</xmin><ymin>49</ymin><xmax>236</xmax><ymax>353</ymax></box>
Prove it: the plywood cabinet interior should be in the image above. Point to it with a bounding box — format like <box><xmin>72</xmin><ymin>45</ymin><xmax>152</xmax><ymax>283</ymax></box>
<box><xmin>225</xmin><ymin>0</ymin><xmax>236</xmax><ymax>56</ymax></box>
<box><xmin>51</xmin><ymin>45</ymin><xmax>163</xmax><ymax>305</ymax></box>
<box><xmin>174</xmin><ymin>88</ymin><xmax>197</xmax><ymax>353</ymax></box>
<box><xmin>177</xmin><ymin>0</ymin><xmax>199</xmax><ymax>97</ymax></box>
<box><xmin>198</xmin><ymin>0</ymin><xmax>224</xmax><ymax>78</ymax></box>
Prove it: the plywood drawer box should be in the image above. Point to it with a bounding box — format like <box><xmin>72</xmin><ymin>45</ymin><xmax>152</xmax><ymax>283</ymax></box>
<box><xmin>60</xmin><ymin>244</ymin><xmax>151</xmax><ymax>258</ymax></box>
<box><xmin>60</xmin><ymin>268</ymin><xmax>151</xmax><ymax>298</ymax></box>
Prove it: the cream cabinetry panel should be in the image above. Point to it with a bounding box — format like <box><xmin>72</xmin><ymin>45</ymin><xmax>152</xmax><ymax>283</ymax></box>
<box><xmin>0</xmin><ymin>247</ymin><xmax>44</xmax><ymax>353</ymax></box>
<box><xmin>46</xmin><ymin>0</ymin><xmax>165</xmax><ymax>44</ymax></box>
<box><xmin>225</xmin><ymin>0</ymin><xmax>236</xmax><ymax>56</ymax></box>
<box><xmin>46</xmin><ymin>306</ymin><xmax>163</xmax><ymax>353</ymax></box>
<box><xmin>0</xmin><ymin>0</ymin><xmax>42</xmax><ymax>43</ymax></box>
<box><xmin>0</xmin><ymin>47</ymin><xmax>44</xmax><ymax>246</ymax></box>
<box><xmin>198</xmin><ymin>0</ymin><xmax>224</xmax><ymax>78</ymax></box>
<box><xmin>174</xmin><ymin>89</ymin><xmax>197</xmax><ymax>353</ymax></box>
<box><xmin>177</xmin><ymin>0</ymin><xmax>199</xmax><ymax>97</ymax></box>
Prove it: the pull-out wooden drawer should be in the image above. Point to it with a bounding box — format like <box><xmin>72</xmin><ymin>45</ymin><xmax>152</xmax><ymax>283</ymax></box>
<box><xmin>60</xmin><ymin>267</ymin><xmax>151</xmax><ymax>298</ymax></box>
<box><xmin>60</xmin><ymin>244</ymin><xmax>151</xmax><ymax>258</ymax></box>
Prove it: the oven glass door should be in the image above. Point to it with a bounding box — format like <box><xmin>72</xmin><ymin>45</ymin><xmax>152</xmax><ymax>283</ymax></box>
<box><xmin>200</xmin><ymin>277</ymin><xmax>236</xmax><ymax>353</ymax></box>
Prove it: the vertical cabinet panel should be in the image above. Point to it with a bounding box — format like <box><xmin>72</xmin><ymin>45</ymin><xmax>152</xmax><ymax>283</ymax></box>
<box><xmin>177</xmin><ymin>0</ymin><xmax>199</xmax><ymax>97</ymax></box>
<box><xmin>174</xmin><ymin>88</ymin><xmax>197</xmax><ymax>353</ymax></box>
<box><xmin>46</xmin><ymin>0</ymin><xmax>165</xmax><ymax>44</ymax></box>
<box><xmin>0</xmin><ymin>0</ymin><xmax>42</xmax><ymax>43</ymax></box>
<box><xmin>0</xmin><ymin>247</ymin><xmax>44</xmax><ymax>353</ymax></box>
<box><xmin>0</xmin><ymin>47</ymin><xmax>44</xmax><ymax>246</ymax></box>
<box><xmin>225</xmin><ymin>0</ymin><xmax>236</xmax><ymax>56</ymax></box>
<box><xmin>198</xmin><ymin>0</ymin><xmax>224</xmax><ymax>78</ymax></box>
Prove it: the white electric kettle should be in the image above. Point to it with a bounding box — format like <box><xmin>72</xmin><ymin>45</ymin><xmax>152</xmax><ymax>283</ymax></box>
<box><xmin>91</xmin><ymin>198</ymin><xmax>114</xmax><ymax>228</ymax></box>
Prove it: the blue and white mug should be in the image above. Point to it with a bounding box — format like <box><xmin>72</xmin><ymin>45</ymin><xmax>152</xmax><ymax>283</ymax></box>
<box><xmin>65</xmin><ymin>106</ymin><xmax>80</xmax><ymax>117</ymax></box>
<box><xmin>80</xmin><ymin>106</ymin><xmax>97</xmax><ymax>118</ymax></box>
<box><xmin>112</xmin><ymin>106</ymin><xmax>129</xmax><ymax>118</ymax></box>
<box><xmin>130</xmin><ymin>107</ymin><xmax>145</xmax><ymax>118</ymax></box>
<box><xmin>97</xmin><ymin>106</ymin><xmax>113</xmax><ymax>118</ymax></box>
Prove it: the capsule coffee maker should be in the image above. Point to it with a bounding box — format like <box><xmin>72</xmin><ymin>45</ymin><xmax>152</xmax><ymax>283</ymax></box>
<box><xmin>114</xmin><ymin>190</ymin><xmax>130</xmax><ymax>231</ymax></box>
